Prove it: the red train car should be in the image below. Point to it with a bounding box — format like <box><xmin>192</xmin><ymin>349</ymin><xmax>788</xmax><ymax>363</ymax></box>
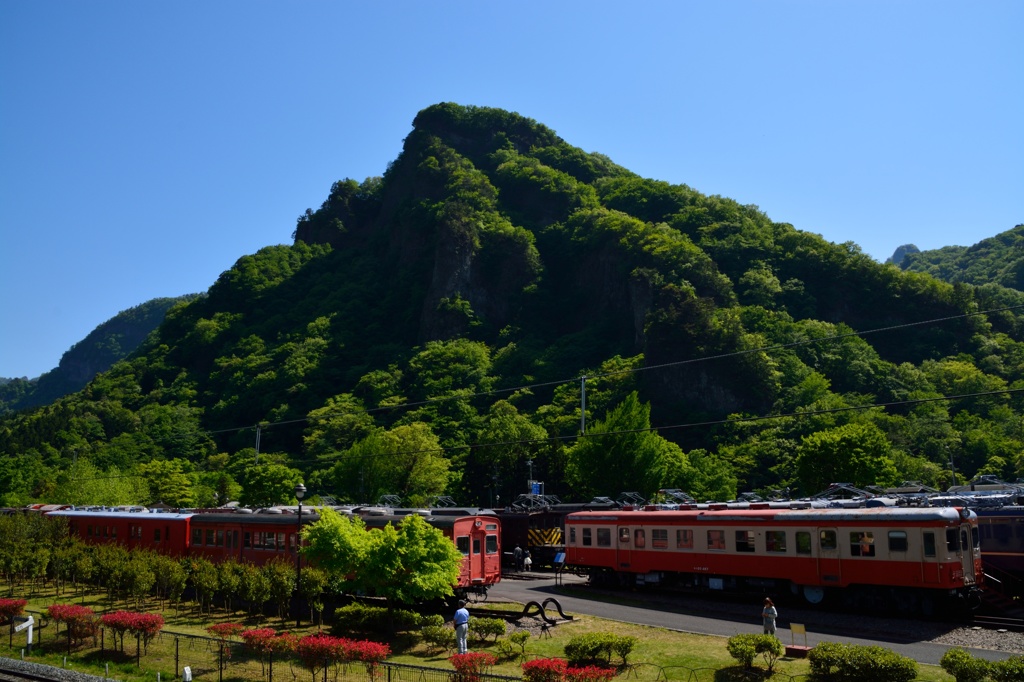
<box><xmin>564</xmin><ymin>506</ymin><xmax>981</xmax><ymax>614</ymax></box>
<box><xmin>188</xmin><ymin>511</ymin><xmax>306</xmax><ymax>567</ymax></box>
<box><xmin>48</xmin><ymin>508</ymin><xmax>192</xmax><ymax>557</ymax></box>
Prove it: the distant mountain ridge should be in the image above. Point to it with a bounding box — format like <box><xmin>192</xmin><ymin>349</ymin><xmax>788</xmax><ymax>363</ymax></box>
<box><xmin>0</xmin><ymin>295</ymin><xmax>199</xmax><ymax>413</ymax></box>
<box><xmin>892</xmin><ymin>224</ymin><xmax>1024</xmax><ymax>290</ymax></box>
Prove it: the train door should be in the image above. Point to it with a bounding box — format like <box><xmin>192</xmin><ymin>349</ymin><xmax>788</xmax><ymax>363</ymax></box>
<box><xmin>958</xmin><ymin>523</ymin><xmax>976</xmax><ymax>585</ymax></box>
<box><xmin>469</xmin><ymin>521</ymin><xmax>485</xmax><ymax>582</ymax></box>
<box><xmin>921</xmin><ymin>530</ymin><xmax>940</xmax><ymax>584</ymax></box>
<box><xmin>617</xmin><ymin>526</ymin><xmax>632</xmax><ymax>569</ymax></box>
<box><xmin>809</xmin><ymin>528</ymin><xmax>840</xmax><ymax>604</ymax></box>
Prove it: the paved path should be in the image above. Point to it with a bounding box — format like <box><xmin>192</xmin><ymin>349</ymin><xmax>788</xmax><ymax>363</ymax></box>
<box><xmin>490</xmin><ymin>572</ymin><xmax>1015</xmax><ymax>665</ymax></box>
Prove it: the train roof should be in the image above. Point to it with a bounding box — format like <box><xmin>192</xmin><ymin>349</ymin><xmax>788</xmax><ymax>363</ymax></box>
<box><xmin>46</xmin><ymin>509</ymin><xmax>195</xmax><ymax>520</ymax></box>
<box><xmin>566</xmin><ymin>507</ymin><xmax>973</xmax><ymax>523</ymax></box>
<box><xmin>190</xmin><ymin>512</ymin><xmax>322</xmax><ymax>525</ymax></box>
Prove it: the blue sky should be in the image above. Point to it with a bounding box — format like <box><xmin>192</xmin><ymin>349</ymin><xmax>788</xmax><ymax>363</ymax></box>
<box><xmin>1</xmin><ymin>1</ymin><xmax>1021</xmax><ymax>379</ymax></box>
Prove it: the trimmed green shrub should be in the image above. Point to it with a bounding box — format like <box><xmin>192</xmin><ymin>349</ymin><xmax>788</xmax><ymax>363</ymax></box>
<box><xmin>421</xmin><ymin>624</ymin><xmax>455</xmax><ymax>653</ymax></box>
<box><xmin>990</xmin><ymin>653</ymin><xmax>1024</xmax><ymax>682</ymax></box>
<box><xmin>332</xmin><ymin>603</ymin><xmax>421</xmax><ymax>634</ymax></box>
<box><xmin>940</xmin><ymin>647</ymin><xmax>990</xmax><ymax>682</ymax></box>
<box><xmin>564</xmin><ymin>632</ymin><xmax>635</xmax><ymax>666</ymax></box>
<box><xmin>808</xmin><ymin>641</ymin><xmax>916</xmax><ymax>682</ymax></box>
<box><xmin>470</xmin><ymin>616</ymin><xmax>507</xmax><ymax>642</ymax></box>
<box><xmin>421</xmin><ymin>613</ymin><xmax>445</xmax><ymax>628</ymax></box>
<box><xmin>727</xmin><ymin>634</ymin><xmax>782</xmax><ymax>672</ymax></box>
<box><xmin>496</xmin><ymin>631</ymin><xmax>531</xmax><ymax>661</ymax></box>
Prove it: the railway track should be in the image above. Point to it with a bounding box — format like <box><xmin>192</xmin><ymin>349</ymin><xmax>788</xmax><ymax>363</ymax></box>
<box><xmin>0</xmin><ymin>659</ymin><xmax>107</xmax><ymax>682</ymax></box>
<box><xmin>972</xmin><ymin>614</ymin><xmax>1024</xmax><ymax>632</ymax></box>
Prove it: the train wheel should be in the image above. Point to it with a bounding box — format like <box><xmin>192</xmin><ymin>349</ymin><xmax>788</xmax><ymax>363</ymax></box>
<box><xmin>801</xmin><ymin>585</ymin><xmax>825</xmax><ymax>605</ymax></box>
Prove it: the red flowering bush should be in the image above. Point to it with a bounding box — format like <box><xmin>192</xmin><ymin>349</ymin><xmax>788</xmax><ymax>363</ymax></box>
<box><xmin>241</xmin><ymin>628</ymin><xmax>278</xmax><ymax>654</ymax></box>
<box><xmin>0</xmin><ymin>598</ymin><xmax>26</xmax><ymax>623</ymax></box>
<box><xmin>207</xmin><ymin>622</ymin><xmax>246</xmax><ymax>641</ymax></box>
<box><xmin>451</xmin><ymin>652</ymin><xmax>498</xmax><ymax>682</ymax></box>
<box><xmin>296</xmin><ymin>633</ymin><xmax>348</xmax><ymax>679</ymax></box>
<box><xmin>99</xmin><ymin>611</ymin><xmax>164</xmax><ymax>653</ymax></box>
<box><xmin>270</xmin><ymin>632</ymin><xmax>298</xmax><ymax>654</ymax></box>
<box><xmin>523</xmin><ymin>658</ymin><xmax>569</xmax><ymax>682</ymax></box>
<box><xmin>47</xmin><ymin>604</ymin><xmax>98</xmax><ymax>646</ymax></box>
<box><xmin>566</xmin><ymin>665</ymin><xmax>617</xmax><ymax>682</ymax></box>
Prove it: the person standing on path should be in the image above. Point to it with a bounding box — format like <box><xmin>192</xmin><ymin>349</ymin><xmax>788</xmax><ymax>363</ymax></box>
<box><xmin>513</xmin><ymin>544</ymin><xmax>523</xmax><ymax>571</ymax></box>
<box><xmin>762</xmin><ymin>598</ymin><xmax>777</xmax><ymax>636</ymax></box>
<box><xmin>454</xmin><ymin>599</ymin><xmax>470</xmax><ymax>654</ymax></box>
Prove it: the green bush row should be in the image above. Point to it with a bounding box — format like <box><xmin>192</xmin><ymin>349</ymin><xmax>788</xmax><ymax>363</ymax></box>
<box><xmin>563</xmin><ymin>633</ymin><xmax>637</xmax><ymax>666</ymax></box>
<box><xmin>807</xmin><ymin>641</ymin><xmax>917</xmax><ymax>682</ymax></box>
<box><xmin>941</xmin><ymin>647</ymin><xmax>1024</xmax><ymax>682</ymax></box>
<box><xmin>726</xmin><ymin>634</ymin><xmax>783</xmax><ymax>673</ymax></box>
<box><xmin>331</xmin><ymin>603</ymin><xmax>423</xmax><ymax>634</ymax></box>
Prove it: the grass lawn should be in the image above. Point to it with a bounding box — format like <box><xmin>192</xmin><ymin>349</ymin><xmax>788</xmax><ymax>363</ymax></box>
<box><xmin>2</xmin><ymin>583</ymin><xmax>956</xmax><ymax>681</ymax></box>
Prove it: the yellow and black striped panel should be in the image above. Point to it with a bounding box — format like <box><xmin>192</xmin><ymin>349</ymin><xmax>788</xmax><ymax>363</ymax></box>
<box><xmin>528</xmin><ymin>527</ymin><xmax>562</xmax><ymax>547</ymax></box>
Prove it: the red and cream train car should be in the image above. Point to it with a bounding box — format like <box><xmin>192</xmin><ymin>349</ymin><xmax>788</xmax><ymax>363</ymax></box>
<box><xmin>564</xmin><ymin>506</ymin><xmax>982</xmax><ymax>613</ymax></box>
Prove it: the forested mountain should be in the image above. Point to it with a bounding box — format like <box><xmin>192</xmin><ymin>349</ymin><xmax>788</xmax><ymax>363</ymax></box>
<box><xmin>0</xmin><ymin>296</ymin><xmax>199</xmax><ymax>415</ymax></box>
<box><xmin>895</xmin><ymin>224</ymin><xmax>1024</xmax><ymax>290</ymax></box>
<box><xmin>4</xmin><ymin>103</ymin><xmax>1024</xmax><ymax>510</ymax></box>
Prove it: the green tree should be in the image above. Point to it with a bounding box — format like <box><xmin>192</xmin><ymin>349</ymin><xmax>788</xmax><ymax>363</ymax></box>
<box><xmin>565</xmin><ymin>392</ymin><xmax>682</xmax><ymax>499</ymax></box>
<box><xmin>361</xmin><ymin>514</ymin><xmax>464</xmax><ymax>605</ymax></box>
<box><xmin>238</xmin><ymin>462</ymin><xmax>304</xmax><ymax>508</ymax></box>
<box><xmin>137</xmin><ymin>458</ymin><xmax>195</xmax><ymax>507</ymax></box>
<box><xmin>795</xmin><ymin>423</ymin><xmax>901</xmax><ymax>494</ymax></box>
<box><xmin>327</xmin><ymin>423</ymin><xmax>451</xmax><ymax>505</ymax></box>
<box><xmin>302</xmin><ymin>507</ymin><xmax>371</xmax><ymax>594</ymax></box>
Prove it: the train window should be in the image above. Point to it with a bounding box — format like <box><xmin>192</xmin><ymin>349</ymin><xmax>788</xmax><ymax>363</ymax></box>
<box><xmin>486</xmin><ymin>535</ymin><xmax>498</xmax><ymax>554</ymax></box>
<box><xmin>216</xmin><ymin>530</ymin><xmax>225</xmax><ymax>547</ymax></box>
<box><xmin>228</xmin><ymin>531</ymin><xmax>237</xmax><ymax>549</ymax></box>
<box><xmin>972</xmin><ymin>526</ymin><xmax>979</xmax><ymax>550</ymax></box>
<box><xmin>266</xmin><ymin>533</ymin><xmax>277</xmax><ymax>550</ymax></box>
<box><xmin>619</xmin><ymin>527</ymin><xmax>630</xmax><ymax>543</ymax></box>
<box><xmin>192</xmin><ymin>529</ymin><xmax>202</xmax><ymax>545</ymax></box>
<box><xmin>735</xmin><ymin>530</ymin><xmax>755</xmax><ymax>552</ymax></box>
<box><xmin>277</xmin><ymin>533</ymin><xmax>286</xmax><ymax>551</ymax></box>
<box><xmin>570</xmin><ymin>527</ymin><xmax>576</xmax><ymax>544</ymax></box>
<box><xmin>652</xmin><ymin>529</ymin><xmax>668</xmax><ymax>549</ymax></box>
<box><xmin>206</xmin><ymin>529</ymin><xmax>215</xmax><ymax>546</ymax></box>
<box><xmin>851</xmin><ymin>532</ymin><xmax>875</xmax><ymax>557</ymax></box>
<box><xmin>486</xmin><ymin>524</ymin><xmax>497</xmax><ymax>531</ymax></box>
<box><xmin>888</xmin><ymin>531</ymin><xmax>908</xmax><ymax>552</ymax></box>
<box><xmin>796</xmin><ymin>532</ymin><xmax>811</xmax><ymax>555</ymax></box>
<box><xmin>820</xmin><ymin>530</ymin><xmax>837</xmax><ymax>550</ymax></box>
<box><xmin>473</xmin><ymin>538</ymin><xmax>481</xmax><ymax>554</ymax></box>
<box><xmin>960</xmin><ymin>529</ymin><xmax>969</xmax><ymax>555</ymax></box>
<box><xmin>946</xmin><ymin>529</ymin><xmax>958</xmax><ymax>552</ymax></box>
<box><xmin>583</xmin><ymin>528</ymin><xmax>592</xmax><ymax>546</ymax></box>
<box><xmin>456</xmin><ymin>536</ymin><xmax>470</xmax><ymax>555</ymax></box>
<box><xmin>86</xmin><ymin>525</ymin><xmax>92</xmax><ymax>538</ymax></box>
<box><xmin>634</xmin><ymin>529</ymin><xmax>646</xmax><ymax>548</ymax></box>
<box><xmin>923</xmin><ymin>532</ymin><xmax>936</xmax><ymax>557</ymax></box>
<box><xmin>707</xmin><ymin>530</ymin><xmax>726</xmax><ymax>550</ymax></box>
<box><xmin>766</xmin><ymin>531</ymin><xmax>787</xmax><ymax>553</ymax></box>
<box><xmin>153</xmin><ymin>528</ymin><xmax>161</xmax><ymax>542</ymax></box>
<box><xmin>597</xmin><ymin>528</ymin><xmax>611</xmax><ymax>547</ymax></box>
<box><xmin>676</xmin><ymin>529</ymin><xmax>693</xmax><ymax>549</ymax></box>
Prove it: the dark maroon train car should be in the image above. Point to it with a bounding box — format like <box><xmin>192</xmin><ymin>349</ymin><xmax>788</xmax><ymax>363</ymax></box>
<box><xmin>47</xmin><ymin>508</ymin><xmax>192</xmax><ymax>557</ymax></box>
<box><xmin>188</xmin><ymin>510</ymin><xmax>318</xmax><ymax>567</ymax></box>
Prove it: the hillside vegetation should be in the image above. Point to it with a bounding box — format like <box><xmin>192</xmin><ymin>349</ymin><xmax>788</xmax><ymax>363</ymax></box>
<box><xmin>0</xmin><ymin>295</ymin><xmax>198</xmax><ymax>414</ymax></box>
<box><xmin>3</xmin><ymin>103</ymin><xmax>1024</xmax><ymax>509</ymax></box>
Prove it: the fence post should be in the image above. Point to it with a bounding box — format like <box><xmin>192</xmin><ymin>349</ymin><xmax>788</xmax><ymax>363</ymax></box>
<box><xmin>137</xmin><ymin>632</ymin><xmax>141</xmax><ymax>668</ymax></box>
<box><xmin>219</xmin><ymin>641</ymin><xmax>224</xmax><ymax>682</ymax></box>
<box><xmin>175</xmin><ymin>637</ymin><xmax>179</xmax><ymax>679</ymax></box>
<box><xmin>269</xmin><ymin>649</ymin><xmax>273</xmax><ymax>682</ymax></box>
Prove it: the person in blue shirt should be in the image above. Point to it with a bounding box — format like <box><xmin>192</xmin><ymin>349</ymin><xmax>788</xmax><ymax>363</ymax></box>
<box><xmin>454</xmin><ymin>600</ymin><xmax>470</xmax><ymax>654</ymax></box>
